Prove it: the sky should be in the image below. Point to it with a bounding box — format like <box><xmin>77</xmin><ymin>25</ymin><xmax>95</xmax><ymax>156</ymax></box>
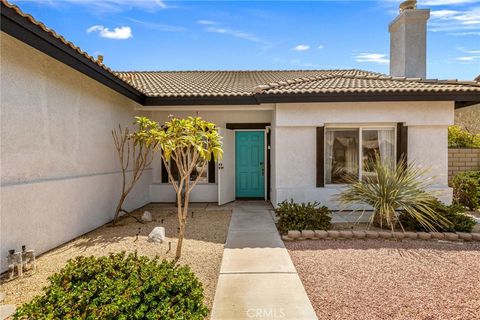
<box><xmin>9</xmin><ymin>0</ymin><xmax>480</xmax><ymax>80</ymax></box>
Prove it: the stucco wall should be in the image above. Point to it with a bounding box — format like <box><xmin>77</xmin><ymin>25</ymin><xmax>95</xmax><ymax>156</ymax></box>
<box><xmin>147</xmin><ymin>110</ymin><xmax>273</xmax><ymax>202</ymax></box>
<box><xmin>272</xmin><ymin>101</ymin><xmax>454</xmax><ymax>208</ymax></box>
<box><xmin>0</xmin><ymin>33</ymin><xmax>151</xmax><ymax>271</ymax></box>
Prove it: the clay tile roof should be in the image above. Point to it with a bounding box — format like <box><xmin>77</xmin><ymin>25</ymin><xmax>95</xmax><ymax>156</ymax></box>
<box><xmin>115</xmin><ymin>70</ymin><xmax>480</xmax><ymax>97</ymax></box>
<box><xmin>3</xmin><ymin>0</ymin><xmax>480</xmax><ymax>103</ymax></box>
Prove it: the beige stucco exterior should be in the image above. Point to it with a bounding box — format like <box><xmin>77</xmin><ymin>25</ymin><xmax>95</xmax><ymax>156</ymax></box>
<box><xmin>0</xmin><ymin>29</ymin><xmax>456</xmax><ymax>272</ymax></box>
<box><xmin>0</xmin><ymin>33</ymin><xmax>152</xmax><ymax>271</ymax></box>
<box><xmin>144</xmin><ymin>100</ymin><xmax>454</xmax><ymax>208</ymax></box>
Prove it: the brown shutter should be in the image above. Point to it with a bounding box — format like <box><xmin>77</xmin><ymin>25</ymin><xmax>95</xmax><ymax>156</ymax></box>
<box><xmin>208</xmin><ymin>158</ymin><xmax>216</xmax><ymax>183</ymax></box>
<box><xmin>396</xmin><ymin>123</ymin><xmax>408</xmax><ymax>163</ymax></box>
<box><xmin>316</xmin><ymin>126</ymin><xmax>325</xmax><ymax>187</ymax></box>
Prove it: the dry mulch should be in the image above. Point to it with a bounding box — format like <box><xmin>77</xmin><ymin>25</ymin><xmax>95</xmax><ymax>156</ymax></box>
<box><xmin>286</xmin><ymin>239</ymin><xmax>480</xmax><ymax>320</ymax></box>
<box><xmin>1</xmin><ymin>204</ymin><xmax>231</xmax><ymax>311</ymax></box>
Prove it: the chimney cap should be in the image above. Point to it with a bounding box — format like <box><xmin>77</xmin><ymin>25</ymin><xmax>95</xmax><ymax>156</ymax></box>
<box><xmin>399</xmin><ymin>0</ymin><xmax>417</xmax><ymax>12</ymax></box>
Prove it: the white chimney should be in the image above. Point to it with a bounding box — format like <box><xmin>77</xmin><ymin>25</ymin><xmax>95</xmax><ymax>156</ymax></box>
<box><xmin>389</xmin><ymin>1</ymin><xmax>430</xmax><ymax>78</ymax></box>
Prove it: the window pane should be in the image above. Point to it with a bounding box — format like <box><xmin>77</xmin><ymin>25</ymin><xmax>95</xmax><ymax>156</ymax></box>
<box><xmin>362</xmin><ymin>129</ymin><xmax>395</xmax><ymax>180</ymax></box>
<box><xmin>190</xmin><ymin>160</ymin><xmax>208</xmax><ymax>183</ymax></box>
<box><xmin>325</xmin><ymin>129</ymin><xmax>359</xmax><ymax>184</ymax></box>
<box><xmin>169</xmin><ymin>159</ymin><xmax>208</xmax><ymax>183</ymax></box>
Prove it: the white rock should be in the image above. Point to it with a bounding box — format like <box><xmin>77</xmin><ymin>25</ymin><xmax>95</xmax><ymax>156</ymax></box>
<box><xmin>0</xmin><ymin>305</ymin><xmax>16</xmax><ymax>320</ymax></box>
<box><xmin>141</xmin><ymin>211</ymin><xmax>153</xmax><ymax>222</ymax></box>
<box><xmin>148</xmin><ymin>226</ymin><xmax>165</xmax><ymax>243</ymax></box>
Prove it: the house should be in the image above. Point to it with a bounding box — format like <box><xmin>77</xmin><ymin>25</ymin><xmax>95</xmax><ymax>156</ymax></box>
<box><xmin>1</xmin><ymin>0</ymin><xmax>479</xmax><ymax>271</ymax></box>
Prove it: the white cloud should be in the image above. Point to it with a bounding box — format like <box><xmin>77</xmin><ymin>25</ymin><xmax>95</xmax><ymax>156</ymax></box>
<box><xmin>197</xmin><ymin>20</ymin><xmax>269</xmax><ymax>44</ymax></box>
<box><xmin>197</xmin><ymin>20</ymin><xmax>216</xmax><ymax>25</ymax></box>
<box><xmin>129</xmin><ymin>18</ymin><xmax>185</xmax><ymax>32</ymax></box>
<box><xmin>354</xmin><ymin>53</ymin><xmax>389</xmax><ymax>64</ymax></box>
<box><xmin>455</xmin><ymin>48</ymin><xmax>480</xmax><ymax>62</ymax></box>
<box><xmin>317</xmin><ymin>45</ymin><xmax>324</xmax><ymax>49</ymax></box>
<box><xmin>422</xmin><ymin>0</ymin><xmax>479</xmax><ymax>5</ymax></box>
<box><xmin>430</xmin><ymin>7</ymin><xmax>480</xmax><ymax>33</ymax></box>
<box><xmin>43</xmin><ymin>0</ymin><xmax>167</xmax><ymax>12</ymax></box>
<box><xmin>292</xmin><ymin>44</ymin><xmax>310</xmax><ymax>51</ymax></box>
<box><xmin>87</xmin><ymin>25</ymin><xmax>132</xmax><ymax>39</ymax></box>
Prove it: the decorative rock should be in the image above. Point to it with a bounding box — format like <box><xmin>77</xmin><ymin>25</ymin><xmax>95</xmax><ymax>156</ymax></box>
<box><xmin>365</xmin><ymin>231</ymin><xmax>379</xmax><ymax>239</ymax></box>
<box><xmin>444</xmin><ymin>233</ymin><xmax>459</xmax><ymax>241</ymax></box>
<box><xmin>457</xmin><ymin>232</ymin><xmax>473</xmax><ymax>241</ymax></box>
<box><xmin>314</xmin><ymin>230</ymin><xmax>328</xmax><ymax>239</ymax></box>
<box><xmin>0</xmin><ymin>305</ymin><xmax>16</xmax><ymax>320</ymax></box>
<box><xmin>327</xmin><ymin>230</ymin><xmax>340</xmax><ymax>239</ymax></box>
<box><xmin>339</xmin><ymin>230</ymin><xmax>353</xmax><ymax>239</ymax></box>
<box><xmin>430</xmin><ymin>232</ymin><xmax>444</xmax><ymax>240</ymax></box>
<box><xmin>352</xmin><ymin>231</ymin><xmax>366</xmax><ymax>239</ymax></box>
<box><xmin>392</xmin><ymin>232</ymin><xmax>405</xmax><ymax>239</ymax></box>
<box><xmin>471</xmin><ymin>233</ymin><xmax>480</xmax><ymax>241</ymax></box>
<box><xmin>302</xmin><ymin>230</ymin><xmax>315</xmax><ymax>239</ymax></box>
<box><xmin>148</xmin><ymin>226</ymin><xmax>165</xmax><ymax>243</ymax></box>
<box><xmin>417</xmin><ymin>232</ymin><xmax>431</xmax><ymax>240</ymax></box>
<box><xmin>141</xmin><ymin>211</ymin><xmax>153</xmax><ymax>222</ymax></box>
<box><xmin>288</xmin><ymin>230</ymin><xmax>301</xmax><ymax>239</ymax></box>
<box><xmin>404</xmin><ymin>232</ymin><xmax>418</xmax><ymax>239</ymax></box>
<box><xmin>282</xmin><ymin>235</ymin><xmax>293</xmax><ymax>241</ymax></box>
<box><xmin>379</xmin><ymin>231</ymin><xmax>392</xmax><ymax>239</ymax></box>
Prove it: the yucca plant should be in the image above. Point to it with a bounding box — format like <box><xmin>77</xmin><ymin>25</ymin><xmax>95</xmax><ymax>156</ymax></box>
<box><xmin>338</xmin><ymin>155</ymin><xmax>449</xmax><ymax>232</ymax></box>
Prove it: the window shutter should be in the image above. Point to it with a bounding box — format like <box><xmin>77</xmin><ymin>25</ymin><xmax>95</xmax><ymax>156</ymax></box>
<box><xmin>208</xmin><ymin>158</ymin><xmax>215</xmax><ymax>183</ymax></box>
<box><xmin>396</xmin><ymin>123</ymin><xmax>408</xmax><ymax>163</ymax></box>
<box><xmin>316</xmin><ymin>126</ymin><xmax>325</xmax><ymax>187</ymax></box>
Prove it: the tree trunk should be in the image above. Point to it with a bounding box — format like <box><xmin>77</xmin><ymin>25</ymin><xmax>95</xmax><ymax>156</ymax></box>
<box><xmin>113</xmin><ymin>193</ymin><xmax>127</xmax><ymax>224</ymax></box>
<box><xmin>175</xmin><ymin>180</ymin><xmax>190</xmax><ymax>261</ymax></box>
<box><xmin>175</xmin><ymin>188</ymin><xmax>184</xmax><ymax>260</ymax></box>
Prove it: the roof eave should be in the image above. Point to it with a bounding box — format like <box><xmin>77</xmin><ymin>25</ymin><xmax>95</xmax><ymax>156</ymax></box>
<box><xmin>144</xmin><ymin>91</ymin><xmax>480</xmax><ymax>107</ymax></box>
<box><xmin>0</xmin><ymin>2</ymin><xmax>146</xmax><ymax>104</ymax></box>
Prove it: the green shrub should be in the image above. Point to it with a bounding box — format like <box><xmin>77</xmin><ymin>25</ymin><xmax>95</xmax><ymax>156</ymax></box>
<box><xmin>276</xmin><ymin>199</ymin><xmax>331</xmax><ymax>233</ymax></box>
<box><xmin>452</xmin><ymin>171</ymin><xmax>480</xmax><ymax>210</ymax></box>
<box><xmin>448</xmin><ymin>125</ymin><xmax>480</xmax><ymax>148</ymax></box>
<box><xmin>14</xmin><ymin>252</ymin><xmax>208</xmax><ymax>320</ymax></box>
<box><xmin>399</xmin><ymin>201</ymin><xmax>476</xmax><ymax>232</ymax></box>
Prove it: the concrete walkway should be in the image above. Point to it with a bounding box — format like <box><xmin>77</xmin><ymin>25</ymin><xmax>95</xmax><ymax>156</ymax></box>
<box><xmin>211</xmin><ymin>202</ymin><xmax>317</xmax><ymax>320</ymax></box>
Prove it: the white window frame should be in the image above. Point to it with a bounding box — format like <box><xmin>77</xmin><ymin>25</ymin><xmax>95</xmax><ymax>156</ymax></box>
<box><xmin>324</xmin><ymin>124</ymin><xmax>397</xmax><ymax>187</ymax></box>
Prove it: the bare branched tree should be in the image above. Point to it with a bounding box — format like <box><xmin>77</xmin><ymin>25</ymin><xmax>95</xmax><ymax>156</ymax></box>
<box><xmin>112</xmin><ymin>120</ymin><xmax>156</xmax><ymax>224</ymax></box>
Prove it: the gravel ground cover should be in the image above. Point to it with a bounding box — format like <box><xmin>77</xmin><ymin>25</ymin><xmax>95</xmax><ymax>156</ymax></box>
<box><xmin>286</xmin><ymin>239</ymin><xmax>480</xmax><ymax>320</ymax></box>
<box><xmin>1</xmin><ymin>203</ymin><xmax>231</xmax><ymax>311</ymax></box>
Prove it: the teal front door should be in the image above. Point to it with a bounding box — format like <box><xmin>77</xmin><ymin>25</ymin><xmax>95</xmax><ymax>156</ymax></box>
<box><xmin>235</xmin><ymin>131</ymin><xmax>265</xmax><ymax>198</ymax></box>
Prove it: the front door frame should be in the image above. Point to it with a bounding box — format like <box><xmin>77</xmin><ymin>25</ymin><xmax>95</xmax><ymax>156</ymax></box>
<box><xmin>226</xmin><ymin>123</ymin><xmax>271</xmax><ymax>200</ymax></box>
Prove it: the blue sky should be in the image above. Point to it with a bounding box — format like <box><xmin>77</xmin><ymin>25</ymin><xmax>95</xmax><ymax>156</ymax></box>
<box><xmin>10</xmin><ymin>0</ymin><xmax>480</xmax><ymax>80</ymax></box>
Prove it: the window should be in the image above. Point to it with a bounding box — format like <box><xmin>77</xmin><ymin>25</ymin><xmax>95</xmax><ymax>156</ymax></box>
<box><xmin>325</xmin><ymin>127</ymin><xmax>395</xmax><ymax>184</ymax></box>
<box><xmin>169</xmin><ymin>160</ymin><xmax>208</xmax><ymax>183</ymax></box>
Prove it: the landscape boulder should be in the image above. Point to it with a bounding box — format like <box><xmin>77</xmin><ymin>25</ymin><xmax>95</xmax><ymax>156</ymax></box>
<box><xmin>148</xmin><ymin>226</ymin><xmax>165</xmax><ymax>243</ymax></box>
<box><xmin>141</xmin><ymin>211</ymin><xmax>153</xmax><ymax>222</ymax></box>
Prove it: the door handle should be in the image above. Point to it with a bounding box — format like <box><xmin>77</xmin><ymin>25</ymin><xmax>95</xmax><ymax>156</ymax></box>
<box><xmin>260</xmin><ymin>162</ymin><xmax>264</xmax><ymax>176</ymax></box>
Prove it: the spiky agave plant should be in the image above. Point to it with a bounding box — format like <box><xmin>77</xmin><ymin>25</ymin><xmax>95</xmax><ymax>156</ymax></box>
<box><xmin>338</xmin><ymin>155</ymin><xmax>449</xmax><ymax>232</ymax></box>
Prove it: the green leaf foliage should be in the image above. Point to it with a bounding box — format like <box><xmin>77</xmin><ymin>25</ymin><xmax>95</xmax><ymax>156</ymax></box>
<box><xmin>137</xmin><ymin>116</ymin><xmax>223</xmax><ymax>163</ymax></box>
<box><xmin>276</xmin><ymin>199</ymin><xmax>331</xmax><ymax>233</ymax></box>
<box><xmin>14</xmin><ymin>252</ymin><xmax>208</xmax><ymax>320</ymax></box>
<box><xmin>399</xmin><ymin>200</ymin><xmax>476</xmax><ymax>232</ymax></box>
<box><xmin>448</xmin><ymin>125</ymin><xmax>480</xmax><ymax>148</ymax></box>
<box><xmin>338</xmin><ymin>155</ymin><xmax>447</xmax><ymax>232</ymax></box>
<box><xmin>452</xmin><ymin>170</ymin><xmax>480</xmax><ymax>210</ymax></box>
